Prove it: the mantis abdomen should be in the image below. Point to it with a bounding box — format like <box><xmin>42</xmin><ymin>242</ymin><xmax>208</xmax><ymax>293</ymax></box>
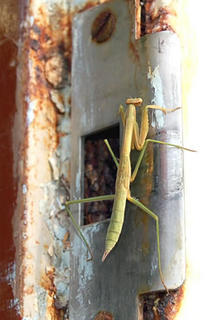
<box><xmin>102</xmin><ymin>135</ymin><xmax>132</xmax><ymax>261</ymax></box>
<box><xmin>102</xmin><ymin>173</ymin><xmax>128</xmax><ymax>261</ymax></box>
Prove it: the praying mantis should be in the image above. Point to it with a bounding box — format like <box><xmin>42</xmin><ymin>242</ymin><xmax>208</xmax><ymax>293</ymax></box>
<box><xmin>65</xmin><ymin>98</ymin><xmax>195</xmax><ymax>291</ymax></box>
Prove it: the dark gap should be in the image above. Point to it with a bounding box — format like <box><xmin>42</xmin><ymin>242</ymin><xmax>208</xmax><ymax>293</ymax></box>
<box><xmin>83</xmin><ymin>125</ymin><xmax>119</xmax><ymax>225</ymax></box>
<box><xmin>140</xmin><ymin>1</ymin><xmax>146</xmax><ymax>37</ymax></box>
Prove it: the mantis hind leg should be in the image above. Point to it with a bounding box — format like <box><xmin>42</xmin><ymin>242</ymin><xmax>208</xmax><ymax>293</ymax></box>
<box><xmin>65</xmin><ymin>194</ymin><xmax>115</xmax><ymax>261</ymax></box>
<box><xmin>127</xmin><ymin>195</ymin><xmax>168</xmax><ymax>292</ymax></box>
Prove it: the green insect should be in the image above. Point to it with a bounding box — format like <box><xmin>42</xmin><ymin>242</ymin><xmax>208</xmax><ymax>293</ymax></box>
<box><xmin>65</xmin><ymin>98</ymin><xmax>195</xmax><ymax>291</ymax></box>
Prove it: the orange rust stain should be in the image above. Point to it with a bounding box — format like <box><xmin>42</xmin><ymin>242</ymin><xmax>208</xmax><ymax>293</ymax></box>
<box><xmin>40</xmin><ymin>267</ymin><xmax>63</xmax><ymax>320</ymax></box>
<box><xmin>127</xmin><ymin>0</ymin><xmax>141</xmax><ymax>63</ymax></box>
<box><xmin>165</xmin><ymin>285</ymin><xmax>185</xmax><ymax>319</ymax></box>
<box><xmin>63</xmin><ymin>231</ymin><xmax>69</xmax><ymax>242</ymax></box>
<box><xmin>24</xmin><ymin>286</ymin><xmax>34</xmax><ymax>295</ymax></box>
<box><xmin>40</xmin><ymin>268</ymin><xmax>61</xmax><ymax>319</ymax></box>
<box><xmin>57</xmin><ymin>131</ymin><xmax>68</xmax><ymax>138</ymax></box>
<box><xmin>23</xmin><ymin>4</ymin><xmax>73</xmax><ymax>157</ymax></box>
<box><xmin>40</xmin><ymin>267</ymin><xmax>56</xmax><ymax>293</ymax></box>
<box><xmin>135</xmin><ymin>0</ymin><xmax>141</xmax><ymax>39</ymax></box>
<box><xmin>16</xmin><ymin>4</ymin><xmax>73</xmax><ymax>319</ymax></box>
<box><xmin>129</xmin><ymin>40</ymin><xmax>140</xmax><ymax>64</ymax></box>
<box><xmin>63</xmin><ymin>231</ymin><xmax>70</xmax><ymax>249</ymax></box>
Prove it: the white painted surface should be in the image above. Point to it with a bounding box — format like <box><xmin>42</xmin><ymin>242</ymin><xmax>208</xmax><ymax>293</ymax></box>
<box><xmin>178</xmin><ymin>1</ymin><xmax>216</xmax><ymax>319</ymax></box>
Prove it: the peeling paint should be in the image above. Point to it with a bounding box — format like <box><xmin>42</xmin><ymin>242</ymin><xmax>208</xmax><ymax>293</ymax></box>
<box><xmin>48</xmin><ymin>156</ymin><xmax>60</xmax><ymax>181</ymax></box>
<box><xmin>22</xmin><ymin>184</ymin><xmax>27</xmax><ymax>194</ymax></box>
<box><xmin>35</xmin><ymin>286</ymin><xmax>48</xmax><ymax>318</ymax></box>
<box><xmin>147</xmin><ymin>65</ymin><xmax>165</xmax><ymax>127</ymax></box>
<box><xmin>29</xmin><ymin>16</ymin><xmax>35</xmax><ymax>27</ymax></box>
<box><xmin>26</xmin><ymin>99</ymin><xmax>37</xmax><ymax>126</ymax></box>
<box><xmin>14</xmin><ymin>0</ymin><xmax>76</xmax><ymax>317</ymax></box>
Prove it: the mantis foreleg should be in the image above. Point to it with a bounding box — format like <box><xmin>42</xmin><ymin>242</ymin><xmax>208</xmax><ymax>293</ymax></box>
<box><xmin>133</xmin><ymin>105</ymin><xmax>181</xmax><ymax>150</ymax></box>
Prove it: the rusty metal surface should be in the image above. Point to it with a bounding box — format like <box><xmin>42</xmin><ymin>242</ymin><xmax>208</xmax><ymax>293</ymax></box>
<box><xmin>13</xmin><ymin>1</ymin><xmax>73</xmax><ymax>319</ymax></box>
<box><xmin>0</xmin><ymin>11</ymin><xmax>20</xmax><ymax>320</ymax></box>
<box><xmin>141</xmin><ymin>285</ymin><xmax>184</xmax><ymax>319</ymax></box>
<box><xmin>11</xmin><ymin>0</ymin><xmax>112</xmax><ymax>318</ymax></box>
<box><xmin>9</xmin><ymin>0</ymin><xmax>197</xmax><ymax>319</ymax></box>
<box><xmin>0</xmin><ymin>1</ymin><xmax>21</xmax><ymax>319</ymax></box>
<box><xmin>135</xmin><ymin>0</ymin><xmax>178</xmax><ymax>38</ymax></box>
<box><xmin>69</xmin><ymin>0</ymin><xmax>184</xmax><ymax>319</ymax></box>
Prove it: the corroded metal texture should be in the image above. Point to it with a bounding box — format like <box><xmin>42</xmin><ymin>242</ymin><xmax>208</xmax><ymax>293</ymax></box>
<box><xmin>0</xmin><ymin>1</ymin><xmax>20</xmax><ymax>319</ymax></box>
<box><xmin>13</xmin><ymin>0</ymin><xmax>114</xmax><ymax>319</ymax></box>
<box><xmin>141</xmin><ymin>285</ymin><xmax>184</xmax><ymax>319</ymax></box>
<box><xmin>8</xmin><ymin>0</ymin><xmax>198</xmax><ymax>319</ymax></box>
<box><xmin>13</xmin><ymin>1</ymin><xmax>72</xmax><ymax>319</ymax></box>
<box><xmin>136</xmin><ymin>0</ymin><xmax>178</xmax><ymax>37</ymax></box>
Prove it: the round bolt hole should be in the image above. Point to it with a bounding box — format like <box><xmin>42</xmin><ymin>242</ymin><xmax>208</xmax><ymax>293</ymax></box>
<box><xmin>91</xmin><ymin>10</ymin><xmax>116</xmax><ymax>43</ymax></box>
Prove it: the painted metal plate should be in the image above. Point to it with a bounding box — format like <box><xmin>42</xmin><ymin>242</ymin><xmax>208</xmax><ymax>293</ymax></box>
<box><xmin>70</xmin><ymin>0</ymin><xmax>184</xmax><ymax>319</ymax></box>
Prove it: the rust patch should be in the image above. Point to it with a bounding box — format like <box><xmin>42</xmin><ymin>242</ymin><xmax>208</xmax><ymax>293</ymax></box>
<box><xmin>63</xmin><ymin>231</ymin><xmax>70</xmax><ymax>249</ymax></box>
<box><xmin>24</xmin><ymin>286</ymin><xmax>34</xmax><ymax>295</ymax></box>
<box><xmin>141</xmin><ymin>285</ymin><xmax>185</xmax><ymax>319</ymax></box>
<box><xmin>94</xmin><ymin>311</ymin><xmax>114</xmax><ymax>320</ymax></box>
<box><xmin>78</xmin><ymin>1</ymin><xmax>98</xmax><ymax>13</ymax></box>
<box><xmin>135</xmin><ymin>0</ymin><xmax>141</xmax><ymax>39</ymax></box>
<box><xmin>91</xmin><ymin>10</ymin><xmax>116</xmax><ymax>43</ymax></box>
<box><xmin>40</xmin><ymin>268</ymin><xmax>61</xmax><ymax>317</ymax></box>
<box><xmin>15</xmin><ymin>3</ymin><xmax>73</xmax><ymax>319</ymax></box>
<box><xmin>139</xmin><ymin>0</ymin><xmax>177</xmax><ymax>37</ymax></box>
<box><xmin>127</xmin><ymin>1</ymin><xmax>141</xmax><ymax>63</ymax></box>
<box><xmin>44</xmin><ymin>53</ymin><xmax>68</xmax><ymax>89</ymax></box>
<box><xmin>41</xmin><ymin>268</ymin><xmax>61</xmax><ymax>319</ymax></box>
<box><xmin>129</xmin><ymin>40</ymin><xmax>140</xmax><ymax>64</ymax></box>
<box><xmin>41</xmin><ymin>267</ymin><xmax>56</xmax><ymax>293</ymax></box>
